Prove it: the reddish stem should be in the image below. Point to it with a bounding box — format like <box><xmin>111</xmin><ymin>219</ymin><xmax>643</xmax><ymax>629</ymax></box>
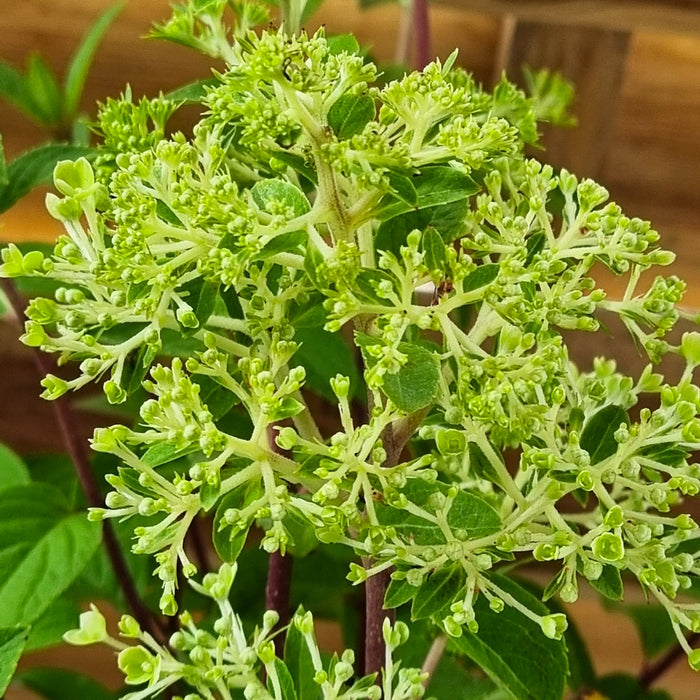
<box><xmin>363</xmin><ymin>564</ymin><xmax>394</xmax><ymax>677</ymax></box>
<box><xmin>638</xmin><ymin>632</ymin><xmax>699</xmax><ymax>689</ymax></box>
<box><xmin>1</xmin><ymin>278</ymin><xmax>165</xmax><ymax>642</ymax></box>
<box><xmin>413</xmin><ymin>0</ymin><xmax>431</xmax><ymax>70</ymax></box>
<box><xmin>266</xmin><ymin>550</ymin><xmax>294</xmax><ymax>655</ymax></box>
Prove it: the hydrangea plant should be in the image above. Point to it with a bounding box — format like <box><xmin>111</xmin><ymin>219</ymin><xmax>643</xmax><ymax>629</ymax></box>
<box><xmin>2</xmin><ymin>1</ymin><xmax>700</xmax><ymax>698</ymax></box>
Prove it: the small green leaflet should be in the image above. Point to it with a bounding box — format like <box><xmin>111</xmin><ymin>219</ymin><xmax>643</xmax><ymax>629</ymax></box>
<box><xmin>166</xmin><ymin>77</ymin><xmax>219</xmax><ymax>103</ymax></box>
<box><xmin>284</xmin><ymin>615</ymin><xmax>321</xmax><ymax>700</ymax></box>
<box><xmin>0</xmin><ymin>625</ymin><xmax>30</xmax><ymax>695</ymax></box>
<box><xmin>213</xmin><ymin>481</ymin><xmax>262</xmax><ymax>563</ymax></box>
<box><xmin>422</xmin><ymin>227</ymin><xmax>447</xmax><ymax>275</ymax></box>
<box><xmin>463</xmin><ymin>264</ymin><xmax>499</xmax><ymax>293</ymax></box>
<box><xmin>450</xmin><ymin>575</ymin><xmax>568</xmax><ymax>700</ymax></box>
<box><xmin>0</xmin><ymin>144</ymin><xmax>95</xmax><ymax>213</ymax></box>
<box><xmin>0</xmin><ymin>483</ymin><xmax>101</xmax><ymax>628</ymax></box>
<box><xmin>580</xmin><ymin>405</ymin><xmax>629</xmax><ymax>465</ymax></box>
<box><xmin>251</xmin><ymin>178</ymin><xmax>310</xmax><ymax>217</ymax></box>
<box><xmin>325</xmin><ymin>33</ymin><xmax>361</xmax><ymax>56</ymax></box>
<box><xmin>266</xmin><ymin>658</ymin><xmax>298</xmax><ymax>700</ymax></box>
<box><xmin>385</xmin><ymin>576</ymin><xmax>418</xmax><ymax>608</ymax></box>
<box><xmin>327</xmin><ymin>93</ymin><xmax>375</xmax><ymax>139</ymax></box>
<box><xmin>411</xmin><ymin>566</ymin><xmax>465</xmax><ymax>620</ymax></box>
<box><xmin>587</xmin><ymin>564</ymin><xmax>623</xmax><ymax>601</ymax></box>
<box><xmin>382</xmin><ymin>342</ymin><xmax>441</xmax><ymax>413</ymax></box>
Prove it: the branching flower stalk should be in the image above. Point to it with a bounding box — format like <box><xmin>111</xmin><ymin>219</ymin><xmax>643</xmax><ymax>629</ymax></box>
<box><xmin>3</xmin><ymin>0</ymin><xmax>700</xmax><ymax>697</ymax></box>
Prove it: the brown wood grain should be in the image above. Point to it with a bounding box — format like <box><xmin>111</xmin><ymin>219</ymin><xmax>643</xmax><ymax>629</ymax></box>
<box><xmin>502</xmin><ymin>22</ymin><xmax>631</xmax><ymax>178</ymax></box>
<box><xmin>434</xmin><ymin>0</ymin><xmax>700</xmax><ymax>35</ymax></box>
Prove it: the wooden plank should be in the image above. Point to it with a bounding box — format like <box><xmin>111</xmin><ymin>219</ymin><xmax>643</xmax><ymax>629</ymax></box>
<box><xmin>433</xmin><ymin>0</ymin><xmax>700</xmax><ymax>35</ymax></box>
<box><xmin>501</xmin><ymin>22</ymin><xmax>630</xmax><ymax>177</ymax></box>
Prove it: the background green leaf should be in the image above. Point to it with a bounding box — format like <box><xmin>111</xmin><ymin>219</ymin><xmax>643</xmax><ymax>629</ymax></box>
<box><xmin>0</xmin><ymin>144</ymin><xmax>94</xmax><ymax>213</ymax></box>
<box><xmin>285</xmin><ymin>615</ymin><xmax>321</xmax><ymax>700</ymax></box>
<box><xmin>0</xmin><ymin>443</ymin><xmax>30</xmax><ymax>491</ymax></box>
<box><xmin>0</xmin><ymin>483</ymin><xmax>101</xmax><ymax>627</ymax></box>
<box><xmin>580</xmin><ymin>405</ymin><xmax>629</xmax><ymax>465</ymax></box>
<box><xmin>294</xmin><ymin>326</ymin><xmax>361</xmax><ymax>401</ymax></box>
<box><xmin>450</xmin><ymin>575</ymin><xmax>568</xmax><ymax>700</ymax></box>
<box><xmin>0</xmin><ymin>626</ymin><xmax>30</xmax><ymax>695</ymax></box>
<box><xmin>25</xmin><ymin>54</ymin><xmax>62</xmax><ymax>126</ymax></box>
<box><xmin>63</xmin><ymin>3</ymin><xmax>124</xmax><ymax>120</ymax></box>
<box><xmin>15</xmin><ymin>667</ymin><xmax>118</xmax><ymax>700</ymax></box>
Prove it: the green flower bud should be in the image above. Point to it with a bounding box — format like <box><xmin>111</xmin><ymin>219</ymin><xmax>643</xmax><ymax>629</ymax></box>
<box><xmin>118</xmin><ymin>645</ymin><xmax>158</xmax><ymax>685</ymax></box>
<box><xmin>604</xmin><ymin>506</ymin><xmax>624</xmax><ymax>528</ymax></box>
<box><xmin>540</xmin><ymin>614</ymin><xmax>568</xmax><ymax>640</ymax></box>
<box><xmin>436</xmin><ymin>429</ymin><xmax>466</xmax><ymax>456</ymax></box>
<box><xmin>576</xmin><ymin>470</ymin><xmax>595</xmax><ymax>491</ymax></box>
<box><xmin>680</xmin><ymin>332</ymin><xmax>700</xmax><ymax>367</ymax></box>
<box><xmin>104</xmin><ymin>380</ymin><xmax>127</xmax><ymax>405</ymax></box>
<box><xmin>63</xmin><ymin>605</ymin><xmax>108</xmax><ymax>646</ymax></box>
<box><xmin>688</xmin><ymin>649</ymin><xmax>700</xmax><ymax>671</ymax></box>
<box><xmin>40</xmin><ymin>374</ymin><xmax>69</xmax><ymax>400</ymax></box>
<box><xmin>118</xmin><ymin>615</ymin><xmax>141</xmax><ymax>638</ymax></box>
<box><xmin>592</xmin><ymin>533</ymin><xmax>625</xmax><ymax>563</ymax></box>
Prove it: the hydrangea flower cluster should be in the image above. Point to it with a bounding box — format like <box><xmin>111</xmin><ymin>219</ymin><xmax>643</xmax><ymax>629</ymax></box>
<box><xmin>3</xmin><ymin>0</ymin><xmax>700</xmax><ymax>695</ymax></box>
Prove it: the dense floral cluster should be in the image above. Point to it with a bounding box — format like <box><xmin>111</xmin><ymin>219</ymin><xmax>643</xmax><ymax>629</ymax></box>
<box><xmin>3</xmin><ymin>0</ymin><xmax>700</xmax><ymax>696</ymax></box>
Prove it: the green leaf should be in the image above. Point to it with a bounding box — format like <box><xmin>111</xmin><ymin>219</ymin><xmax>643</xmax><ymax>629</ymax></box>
<box><xmin>141</xmin><ymin>442</ymin><xmax>199</xmax><ymax>468</ymax></box>
<box><xmin>251</xmin><ymin>178</ymin><xmax>310</xmax><ymax>217</ymax></box>
<box><xmin>624</xmin><ymin>605</ymin><xmax>676</xmax><ymax>658</ymax></box>
<box><xmin>378</xmin><ymin>166</ymin><xmax>478</xmax><ymax>221</ymax></box>
<box><xmin>166</xmin><ymin>77</ymin><xmax>219</xmax><ymax>103</ymax></box>
<box><xmin>422</xmin><ymin>227</ymin><xmax>447</xmax><ymax>275</ymax></box>
<box><xmin>0</xmin><ymin>144</ymin><xmax>94</xmax><ymax>214</ymax></box>
<box><xmin>24</xmin><ymin>595</ymin><xmax>81</xmax><ymax>652</ymax></box>
<box><xmin>325</xmin><ymin>33</ymin><xmax>361</xmax><ymax>56</ymax></box>
<box><xmin>63</xmin><ymin>4</ymin><xmax>124</xmax><ymax>120</ymax></box>
<box><xmin>588</xmin><ymin>564</ymin><xmax>623</xmax><ymax>601</ymax></box>
<box><xmin>384</xmin><ymin>577</ymin><xmax>418</xmax><ymax>609</ymax></box>
<box><xmin>0</xmin><ymin>625</ymin><xmax>30</xmax><ymax>695</ymax></box>
<box><xmin>376</xmin><ymin>479</ymin><xmax>500</xmax><ymax>546</ymax></box>
<box><xmin>463</xmin><ymin>264</ymin><xmax>499</xmax><ymax>293</ymax></box>
<box><xmin>258</xmin><ymin>230</ymin><xmax>307</xmax><ymax>259</ymax></box>
<box><xmin>0</xmin><ymin>484</ymin><xmax>102</xmax><ymax>627</ymax></box>
<box><xmin>580</xmin><ymin>405</ymin><xmax>629</xmax><ymax>465</ymax></box>
<box><xmin>16</xmin><ymin>667</ymin><xmax>117</xmax><ymax>700</ymax></box>
<box><xmin>327</xmin><ymin>93</ymin><xmax>375</xmax><ymax>139</ymax></box>
<box><xmin>0</xmin><ymin>443</ymin><xmax>30</xmax><ymax>491</ymax></box>
<box><xmin>25</xmin><ymin>54</ymin><xmax>62</xmax><ymax>126</ymax></box>
<box><xmin>283</xmin><ymin>505</ymin><xmax>319</xmax><ymax>557</ymax></box>
<box><xmin>295</xmin><ymin>326</ymin><xmax>361</xmax><ymax>401</ymax></box>
<box><xmin>213</xmin><ymin>481</ymin><xmax>262</xmax><ymax>563</ymax></box>
<box><xmin>285</xmin><ymin>617</ymin><xmax>321</xmax><ymax>700</ymax></box>
<box><xmin>450</xmin><ymin>575</ymin><xmax>568</xmax><ymax>700</ymax></box>
<box><xmin>382</xmin><ymin>342</ymin><xmax>441</xmax><ymax>412</ymax></box>
<box><xmin>593</xmin><ymin>673</ymin><xmax>672</xmax><ymax>700</ymax></box>
<box><xmin>354</xmin><ymin>268</ymin><xmax>400</xmax><ymax>305</ymax></box>
<box><xmin>411</xmin><ymin>566</ymin><xmax>464</xmax><ymax>620</ymax></box>
<box><xmin>0</xmin><ymin>62</ymin><xmax>36</xmax><ymax>118</ymax></box>
<box><xmin>386</xmin><ymin>170</ymin><xmax>417</xmax><ymax>207</ymax></box>
<box><xmin>267</xmin><ymin>658</ymin><xmax>298</xmax><ymax>700</ymax></box>
<box><xmin>0</xmin><ymin>135</ymin><xmax>7</xmax><ymax>187</ymax></box>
